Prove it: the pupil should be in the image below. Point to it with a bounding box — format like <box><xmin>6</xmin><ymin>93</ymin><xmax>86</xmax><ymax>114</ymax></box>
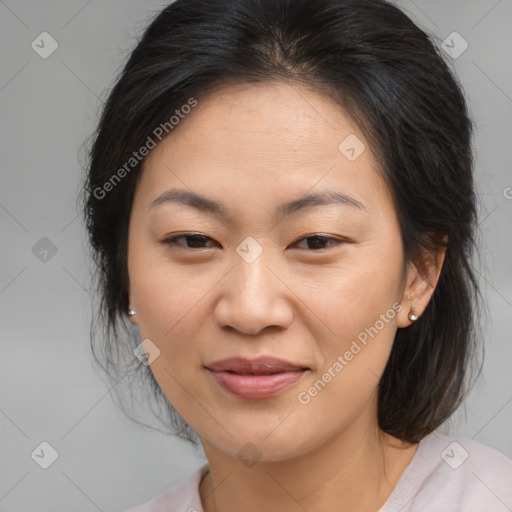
<box><xmin>308</xmin><ymin>236</ymin><xmax>327</xmax><ymax>250</ymax></box>
<box><xmin>188</xmin><ymin>235</ymin><xmax>207</xmax><ymax>248</ymax></box>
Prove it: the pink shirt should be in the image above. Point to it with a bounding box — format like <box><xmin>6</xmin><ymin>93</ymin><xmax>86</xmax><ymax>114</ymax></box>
<box><xmin>126</xmin><ymin>432</ymin><xmax>512</xmax><ymax>511</ymax></box>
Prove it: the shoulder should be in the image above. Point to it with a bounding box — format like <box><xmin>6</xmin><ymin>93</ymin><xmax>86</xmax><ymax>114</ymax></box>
<box><xmin>381</xmin><ymin>432</ymin><xmax>512</xmax><ymax>512</ymax></box>
<box><xmin>124</xmin><ymin>463</ymin><xmax>209</xmax><ymax>512</ymax></box>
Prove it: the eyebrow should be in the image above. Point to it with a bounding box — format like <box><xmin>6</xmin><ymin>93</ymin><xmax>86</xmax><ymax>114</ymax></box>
<box><xmin>149</xmin><ymin>188</ymin><xmax>367</xmax><ymax>220</ymax></box>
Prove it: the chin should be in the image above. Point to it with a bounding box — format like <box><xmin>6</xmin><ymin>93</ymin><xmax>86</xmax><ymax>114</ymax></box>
<box><xmin>202</xmin><ymin>423</ymin><xmax>321</xmax><ymax>464</ymax></box>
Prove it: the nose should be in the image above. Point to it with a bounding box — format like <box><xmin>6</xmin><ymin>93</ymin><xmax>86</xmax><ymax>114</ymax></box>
<box><xmin>213</xmin><ymin>250</ymin><xmax>294</xmax><ymax>336</ymax></box>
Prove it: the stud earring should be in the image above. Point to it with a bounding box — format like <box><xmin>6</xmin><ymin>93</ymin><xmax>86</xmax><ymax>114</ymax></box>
<box><xmin>408</xmin><ymin>306</ymin><xmax>419</xmax><ymax>322</ymax></box>
<box><xmin>128</xmin><ymin>309</ymin><xmax>137</xmax><ymax>317</ymax></box>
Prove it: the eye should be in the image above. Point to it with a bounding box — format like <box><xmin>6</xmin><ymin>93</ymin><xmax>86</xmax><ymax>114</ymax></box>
<box><xmin>162</xmin><ymin>233</ymin><xmax>219</xmax><ymax>249</ymax></box>
<box><xmin>162</xmin><ymin>233</ymin><xmax>343</xmax><ymax>251</ymax></box>
<box><xmin>291</xmin><ymin>235</ymin><xmax>342</xmax><ymax>251</ymax></box>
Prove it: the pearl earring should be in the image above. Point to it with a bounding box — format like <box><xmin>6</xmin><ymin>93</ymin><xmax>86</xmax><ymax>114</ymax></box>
<box><xmin>408</xmin><ymin>306</ymin><xmax>419</xmax><ymax>322</ymax></box>
<box><xmin>128</xmin><ymin>309</ymin><xmax>137</xmax><ymax>317</ymax></box>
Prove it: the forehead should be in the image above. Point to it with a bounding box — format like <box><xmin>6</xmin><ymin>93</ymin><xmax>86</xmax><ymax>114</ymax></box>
<box><xmin>167</xmin><ymin>81</ymin><xmax>361</xmax><ymax>154</ymax></box>
<box><xmin>136</xmin><ymin>80</ymin><xmax>393</xmax><ymax>218</ymax></box>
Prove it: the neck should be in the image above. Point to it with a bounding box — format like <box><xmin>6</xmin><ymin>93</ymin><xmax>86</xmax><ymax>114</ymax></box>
<box><xmin>199</xmin><ymin>410</ymin><xmax>418</xmax><ymax>512</ymax></box>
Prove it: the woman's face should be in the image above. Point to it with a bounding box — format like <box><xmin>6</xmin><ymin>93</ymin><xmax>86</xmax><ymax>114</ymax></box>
<box><xmin>127</xmin><ymin>81</ymin><xmax>421</xmax><ymax>461</ymax></box>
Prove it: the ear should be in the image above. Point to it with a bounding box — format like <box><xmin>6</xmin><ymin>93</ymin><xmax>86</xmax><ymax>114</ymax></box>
<box><xmin>397</xmin><ymin>243</ymin><xmax>447</xmax><ymax>328</ymax></box>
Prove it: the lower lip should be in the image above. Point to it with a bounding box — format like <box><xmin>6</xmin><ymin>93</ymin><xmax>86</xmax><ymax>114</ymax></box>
<box><xmin>208</xmin><ymin>370</ymin><xmax>306</xmax><ymax>399</ymax></box>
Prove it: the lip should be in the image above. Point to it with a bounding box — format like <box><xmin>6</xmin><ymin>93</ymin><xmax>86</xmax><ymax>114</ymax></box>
<box><xmin>205</xmin><ymin>357</ymin><xmax>309</xmax><ymax>399</ymax></box>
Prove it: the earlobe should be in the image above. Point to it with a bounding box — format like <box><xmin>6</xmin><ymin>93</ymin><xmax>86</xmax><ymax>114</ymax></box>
<box><xmin>407</xmin><ymin>305</ymin><xmax>419</xmax><ymax>322</ymax></box>
<box><xmin>128</xmin><ymin>301</ymin><xmax>138</xmax><ymax>324</ymax></box>
<box><xmin>397</xmin><ymin>245</ymin><xmax>447</xmax><ymax>328</ymax></box>
<box><xmin>127</xmin><ymin>290</ymin><xmax>139</xmax><ymax>323</ymax></box>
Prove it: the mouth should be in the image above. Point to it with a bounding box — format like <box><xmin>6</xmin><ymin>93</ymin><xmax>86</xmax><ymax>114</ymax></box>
<box><xmin>205</xmin><ymin>357</ymin><xmax>310</xmax><ymax>399</ymax></box>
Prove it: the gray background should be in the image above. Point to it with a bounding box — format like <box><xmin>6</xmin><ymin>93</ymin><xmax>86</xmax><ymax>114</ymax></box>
<box><xmin>1</xmin><ymin>0</ymin><xmax>511</xmax><ymax>510</ymax></box>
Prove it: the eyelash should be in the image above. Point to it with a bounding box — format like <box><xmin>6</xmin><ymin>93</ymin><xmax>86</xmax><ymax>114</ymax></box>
<box><xmin>161</xmin><ymin>233</ymin><xmax>343</xmax><ymax>251</ymax></box>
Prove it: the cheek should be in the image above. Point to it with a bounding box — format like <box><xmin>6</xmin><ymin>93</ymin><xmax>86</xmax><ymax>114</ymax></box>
<box><xmin>129</xmin><ymin>237</ymin><xmax>211</xmax><ymax>329</ymax></box>
<box><xmin>129</xmin><ymin>261</ymin><xmax>214</xmax><ymax>424</ymax></box>
<box><xmin>302</xmin><ymin>247</ymin><xmax>403</xmax><ymax>343</ymax></box>
<box><xmin>301</xmin><ymin>243</ymin><xmax>403</xmax><ymax>404</ymax></box>
<box><xmin>134</xmin><ymin>272</ymin><xmax>213</xmax><ymax>362</ymax></box>
<box><xmin>294</xmin><ymin>288</ymin><xmax>400</xmax><ymax>440</ymax></box>
<box><xmin>127</xmin><ymin>245</ymin><xmax>219</xmax><ymax>398</ymax></box>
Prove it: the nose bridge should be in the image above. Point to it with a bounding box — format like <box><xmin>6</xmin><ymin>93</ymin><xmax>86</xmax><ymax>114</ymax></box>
<box><xmin>232</xmin><ymin>236</ymin><xmax>277</xmax><ymax>304</ymax></box>
<box><xmin>214</xmin><ymin>236</ymin><xmax>293</xmax><ymax>334</ymax></box>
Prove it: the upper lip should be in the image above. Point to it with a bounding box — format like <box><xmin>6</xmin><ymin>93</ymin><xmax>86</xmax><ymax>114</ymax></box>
<box><xmin>206</xmin><ymin>357</ymin><xmax>309</xmax><ymax>375</ymax></box>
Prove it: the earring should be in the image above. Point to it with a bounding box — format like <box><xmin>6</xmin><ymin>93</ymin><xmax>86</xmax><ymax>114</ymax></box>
<box><xmin>408</xmin><ymin>306</ymin><xmax>419</xmax><ymax>322</ymax></box>
<box><xmin>128</xmin><ymin>309</ymin><xmax>137</xmax><ymax>317</ymax></box>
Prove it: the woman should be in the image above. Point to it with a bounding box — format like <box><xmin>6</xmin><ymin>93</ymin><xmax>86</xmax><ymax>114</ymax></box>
<box><xmin>81</xmin><ymin>0</ymin><xmax>512</xmax><ymax>510</ymax></box>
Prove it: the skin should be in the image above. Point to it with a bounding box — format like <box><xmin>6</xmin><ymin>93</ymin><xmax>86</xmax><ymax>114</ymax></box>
<box><xmin>127</xmin><ymin>81</ymin><xmax>446</xmax><ymax>512</ymax></box>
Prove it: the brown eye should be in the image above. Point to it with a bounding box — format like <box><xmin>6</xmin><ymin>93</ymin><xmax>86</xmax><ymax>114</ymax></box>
<box><xmin>292</xmin><ymin>235</ymin><xmax>342</xmax><ymax>251</ymax></box>
<box><xmin>162</xmin><ymin>233</ymin><xmax>218</xmax><ymax>249</ymax></box>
